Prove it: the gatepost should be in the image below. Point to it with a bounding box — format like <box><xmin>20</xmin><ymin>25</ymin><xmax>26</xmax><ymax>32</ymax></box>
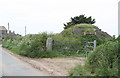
<box><xmin>93</xmin><ymin>40</ymin><xmax>96</xmax><ymax>51</ymax></box>
<box><xmin>46</xmin><ymin>37</ymin><xmax>53</xmax><ymax>51</ymax></box>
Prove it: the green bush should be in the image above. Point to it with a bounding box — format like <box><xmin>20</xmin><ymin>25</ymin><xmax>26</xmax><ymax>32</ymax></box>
<box><xmin>2</xmin><ymin>32</ymin><xmax>106</xmax><ymax>58</ymax></box>
<box><xmin>86</xmin><ymin>41</ymin><xmax>119</xmax><ymax>76</ymax></box>
<box><xmin>69</xmin><ymin>64</ymin><xmax>92</xmax><ymax>76</ymax></box>
<box><xmin>2</xmin><ymin>24</ymin><xmax>112</xmax><ymax>58</ymax></box>
<box><xmin>2</xmin><ymin>33</ymin><xmax>66</xmax><ymax>58</ymax></box>
<box><xmin>69</xmin><ymin>41</ymin><xmax>119</xmax><ymax>76</ymax></box>
<box><xmin>61</xmin><ymin>24</ymin><xmax>106</xmax><ymax>47</ymax></box>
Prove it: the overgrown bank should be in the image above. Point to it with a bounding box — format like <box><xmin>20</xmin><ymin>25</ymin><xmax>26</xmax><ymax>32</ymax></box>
<box><xmin>69</xmin><ymin>41</ymin><xmax>119</xmax><ymax>77</ymax></box>
<box><xmin>2</xmin><ymin>24</ymin><xmax>118</xmax><ymax>76</ymax></box>
<box><xmin>2</xmin><ymin>33</ymin><xmax>62</xmax><ymax>58</ymax></box>
<box><xmin>2</xmin><ymin>24</ymin><xmax>113</xmax><ymax>58</ymax></box>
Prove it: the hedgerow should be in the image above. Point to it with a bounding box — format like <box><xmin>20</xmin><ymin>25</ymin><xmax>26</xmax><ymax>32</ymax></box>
<box><xmin>69</xmin><ymin>41</ymin><xmax>119</xmax><ymax>76</ymax></box>
<box><xmin>2</xmin><ymin>24</ymin><xmax>113</xmax><ymax>58</ymax></box>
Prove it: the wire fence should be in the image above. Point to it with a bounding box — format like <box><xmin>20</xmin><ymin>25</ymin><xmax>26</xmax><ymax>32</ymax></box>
<box><xmin>46</xmin><ymin>37</ymin><xmax>96</xmax><ymax>56</ymax></box>
<box><xmin>52</xmin><ymin>39</ymin><xmax>95</xmax><ymax>55</ymax></box>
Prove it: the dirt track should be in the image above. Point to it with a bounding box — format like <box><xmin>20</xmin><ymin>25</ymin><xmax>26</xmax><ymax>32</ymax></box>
<box><xmin>3</xmin><ymin>48</ymin><xmax>86</xmax><ymax>76</ymax></box>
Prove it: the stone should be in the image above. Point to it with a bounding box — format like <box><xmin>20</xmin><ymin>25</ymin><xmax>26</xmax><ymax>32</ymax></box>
<box><xmin>46</xmin><ymin>37</ymin><xmax>53</xmax><ymax>51</ymax></box>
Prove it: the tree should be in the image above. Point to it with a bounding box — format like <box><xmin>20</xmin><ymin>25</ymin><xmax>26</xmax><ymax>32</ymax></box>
<box><xmin>64</xmin><ymin>15</ymin><xmax>96</xmax><ymax>29</ymax></box>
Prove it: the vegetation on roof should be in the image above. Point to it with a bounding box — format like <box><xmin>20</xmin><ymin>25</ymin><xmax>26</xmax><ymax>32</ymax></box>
<box><xmin>61</xmin><ymin>24</ymin><xmax>97</xmax><ymax>36</ymax></box>
<box><xmin>64</xmin><ymin>14</ymin><xmax>96</xmax><ymax>29</ymax></box>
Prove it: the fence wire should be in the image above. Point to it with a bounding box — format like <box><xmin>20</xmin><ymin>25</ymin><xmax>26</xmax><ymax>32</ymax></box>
<box><xmin>53</xmin><ymin>39</ymin><xmax>85</xmax><ymax>55</ymax></box>
<box><xmin>52</xmin><ymin>39</ymin><xmax>96</xmax><ymax>55</ymax></box>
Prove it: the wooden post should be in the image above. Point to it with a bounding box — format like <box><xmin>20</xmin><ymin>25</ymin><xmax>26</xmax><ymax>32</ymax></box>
<box><xmin>46</xmin><ymin>37</ymin><xmax>53</xmax><ymax>51</ymax></box>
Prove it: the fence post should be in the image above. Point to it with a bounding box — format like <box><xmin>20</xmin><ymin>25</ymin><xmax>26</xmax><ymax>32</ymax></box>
<box><xmin>84</xmin><ymin>41</ymin><xmax>88</xmax><ymax>58</ymax></box>
<box><xmin>46</xmin><ymin>37</ymin><xmax>53</xmax><ymax>51</ymax></box>
<box><xmin>93</xmin><ymin>40</ymin><xmax>96</xmax><ymax>51</ymax></box>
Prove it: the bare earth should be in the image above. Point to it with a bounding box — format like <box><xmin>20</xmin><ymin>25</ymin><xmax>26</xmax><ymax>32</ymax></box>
<box><xmin>2</xmin><ymin>48</ymin><xmax>86</xmax><ymax>76</ymax></box>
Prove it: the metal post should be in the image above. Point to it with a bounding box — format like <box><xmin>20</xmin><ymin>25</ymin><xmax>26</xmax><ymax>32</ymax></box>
<box><xmin>93</xmin><ymin>40</ymin><xmax>96</xmax><ymax>51</ymax></box>
<box><xmin>84</xmin><ymin>40</ymin><xmax>96</xmax><ymax>58</ymax></box>
<box><xmin>84</xmin><ymin>41</ymin><xmax>88</xmax><ymax>58</ymax></box>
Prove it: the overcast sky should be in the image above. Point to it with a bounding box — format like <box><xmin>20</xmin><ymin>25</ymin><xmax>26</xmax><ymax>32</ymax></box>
<box><xmin>0</xmin><ymin>0</ymin><xmax>119</xmax><ymax>37</ymax></box>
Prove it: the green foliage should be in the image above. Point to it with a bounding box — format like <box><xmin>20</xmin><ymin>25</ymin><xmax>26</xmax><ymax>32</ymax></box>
<box><xmin>80</xmin><ymin>35</ymin><xmax>105</xmax><ymax>46</ymax></box>
<box><xmin>52</xmin><ymin>36</ymin><xmax>82</xmax><ymax>55</ymax></box>
<box><xmin>3</xmin><ymin>33</ymin><xmax>80</xmax><ymax>58</ymax></box>
<box><xmin>2</xmin><ymin>33</ymin><xmax>54</xmax><ymax>58</ymax></box>
<box><xmin>116</xmin><ymin>35</ymin><xmax>120</xmax><ymax>41</ymax></box>
<box><xmin>2</xmin><ymin>24</ymin><xmax>113</xmax><ymax>59</ymax></box>
<box><xmin>61</xmin><ymin>24</ymin><xmax>98</xmax><ymax>37</ymax></box>
<box><xmin>60</xmin><ymin>24</ymin><xmax>109</xmax><ymax>51</ymax></box>
<box><xmin>64</xmin><ymin>15</ymin><xmax>96</xmax><ymax>29</ymax></box>
<box><xmin>69</xmin><ymin>64</ymin><xmax>92</xmax><ymax>76</ymax></box>
<box><xmin>69</xmin><ymin>41</ymin><xmax>119</xmax><ymax>76</ymax></box>
<box><xmin>69</xmin><ymin>64</ymin><xmax>84</xmax><ymax>76</ymax></box>
<box><xmin>86</xmin><ymin>41</ymin><xmax>119</xmax><ymax>76</ymax></box>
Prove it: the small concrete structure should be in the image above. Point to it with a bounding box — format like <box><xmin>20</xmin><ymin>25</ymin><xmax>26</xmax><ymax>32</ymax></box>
<box><xmin>72</xmin><ymin>28</ymin><xmax>84</xmax><ymax>34</ymax></box>
<box><xmin>46</xmin><ymin>37</ymin><xmax>53</xmax><ymax>51</ymax></box>
<box><xmin>0</xmin><ymin>26</ymin><xmax>7</xmax><ymax>39</ymax></box>
<box><xmin>72</xmin><ymin>27</ymin><xmax>111</xmax><ymax>38</ymax></box>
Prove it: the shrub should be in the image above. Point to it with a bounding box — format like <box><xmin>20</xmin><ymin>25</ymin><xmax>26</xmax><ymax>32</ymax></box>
<box><xmin>86</xmin><ymin>41</ymin><xmax>119</xmax><ymax>76</ymax></box>
<box><xmin>69</xmin><ymin>41</ymin><xmax>119</xmax><ymax>76</ymax></box>
<box><xmin>69</xmin><ymin>64</ymin><xmax>92</xmax><ymax>76</ymax></box>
